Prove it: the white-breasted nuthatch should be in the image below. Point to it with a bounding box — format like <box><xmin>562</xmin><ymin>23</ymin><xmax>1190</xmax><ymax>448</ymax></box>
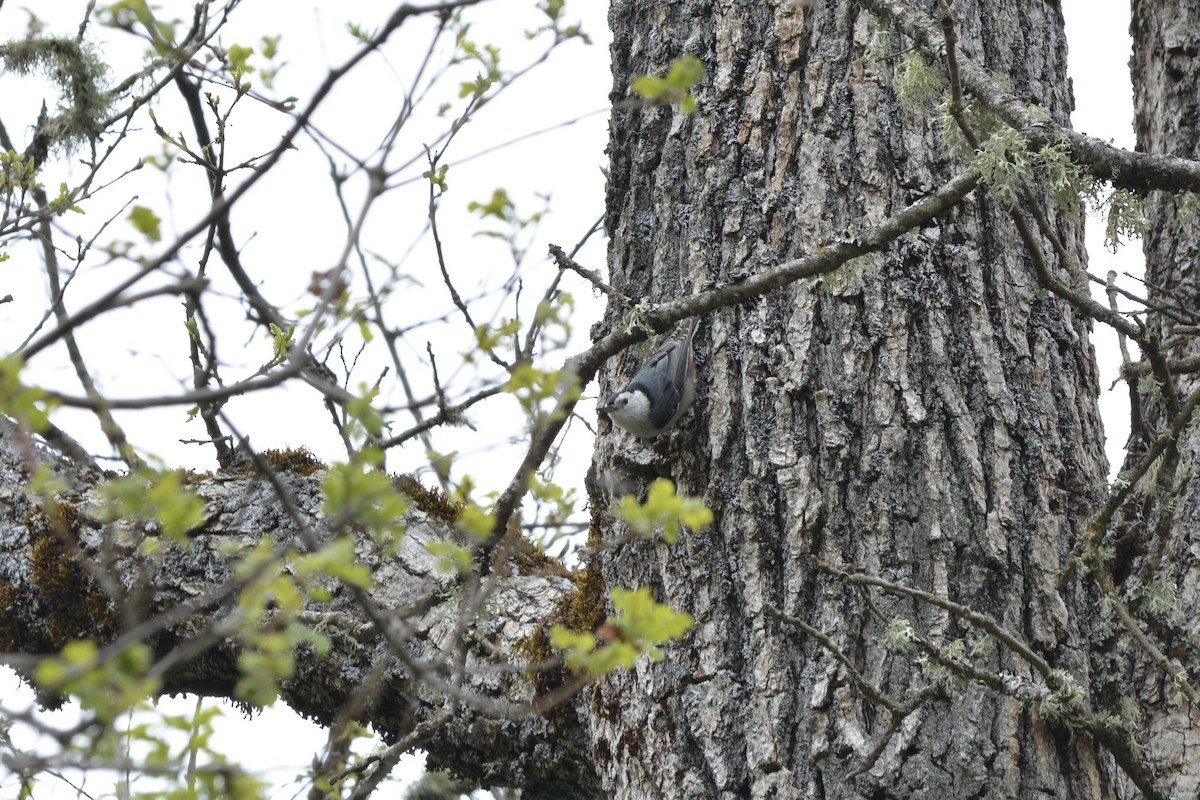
<box><xmin>598</xmin><ymin>316</ymin><xmax>699</xmax><ymax>437</ymax></box>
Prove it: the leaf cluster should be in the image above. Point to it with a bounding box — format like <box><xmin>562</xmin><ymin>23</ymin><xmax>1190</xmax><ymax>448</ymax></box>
<box><xmin>550</xmin><ymin>586</ymin><xmax>693</xmax><ymax>675</ymax></box>
<box><xmin>616</xmin><ymin>478</ymin><xmax>713</xmax><ymax>543</ymax></box>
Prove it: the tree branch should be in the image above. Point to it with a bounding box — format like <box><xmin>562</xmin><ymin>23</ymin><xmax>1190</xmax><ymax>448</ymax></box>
<box><xmin>0</xmin><ymin>416</ymin><xmax>598</xmax><ymax>798</ymax></box>
<box><xmin>863</xmin><ymin>0</ymin><xmax>1200</xmax><ymax>193</ymax></box>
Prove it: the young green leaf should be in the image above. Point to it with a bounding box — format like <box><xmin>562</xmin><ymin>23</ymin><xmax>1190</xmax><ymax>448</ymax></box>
<box><xmin>616</xmin><ymin>479</ymin><xmax>713</xmax><ymax>543</ymax></box>
<box><xmin>97</xmin><ymin>468</ymin><xmax>206</xmax><ymax>543</ymax></box>
<box><xmin>631</xmin><ymin>54</ymin><xmax>704</xmax><ymax>113</ymax></box>
<box><xmin>128</xmin><ymin>204</ymin><xmax>162</xmax><ymax>242</ymax></box>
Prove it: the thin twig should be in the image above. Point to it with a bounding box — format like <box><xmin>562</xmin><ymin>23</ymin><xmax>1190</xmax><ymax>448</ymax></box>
<box><xmin>549</xmin><ymin>241</ymin><xmax>623</xmax><ymax>301</ymax></box>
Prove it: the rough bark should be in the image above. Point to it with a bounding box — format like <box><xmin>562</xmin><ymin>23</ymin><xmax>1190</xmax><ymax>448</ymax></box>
<box><xmin>0</xmin><ymin>418</ymin><xmax>598</xmax><ymax>798</ymax></box>
<box><xmin>591</xmin><ymin>1</ymin><xmax>1110</xmax><ymax>798</ymax></box>
<box><xmin>1121</xmin><ymin>1</ymin><xmax>1200</xmax><ymax>796</ymax></box>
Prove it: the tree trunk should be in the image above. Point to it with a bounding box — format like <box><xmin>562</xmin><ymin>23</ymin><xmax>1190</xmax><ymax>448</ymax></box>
<box><xmin>592</xmin><ymin>1</ymin><xmax>1110</xmax><ymax>797</ymax></box>
<box><xmin>1121</xmin><ymin>1</ymin><xmax>1200</xmax><ymax>796</ymax></box>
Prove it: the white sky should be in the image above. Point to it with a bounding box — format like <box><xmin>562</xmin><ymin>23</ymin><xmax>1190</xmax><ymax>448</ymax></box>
<box><xmin>0</xmin><ymin>0</ymin><xmax>1140</xmax><ymax>797</ymax></box>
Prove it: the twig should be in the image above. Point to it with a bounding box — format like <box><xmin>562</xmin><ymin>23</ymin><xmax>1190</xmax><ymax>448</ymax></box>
<box><xmin>342</xmin><ymin>714</ymin><xmax>449</xmax><ymax>799</ymax></box>
<box><xmin>766</xmin><ymin>603</ymin><xmax>902</xmax><ymax>713</ymax></box>
<box><xmin>31</xmin><ymin>184</ymin><xmax>143</xmax><ymax>471</ymax></box>
<box><xmin>549</xmin><ymin>242</ymin><xmax>621</xmax><ymax>300</ymax></box>
<box><xmin>821</xmin><ymin>563</ymin><xmax>1163</xmax><ymax>797</ymax></box>
<box><xmin>377</xmin><ymin>385</ymin><xmax>504</xmax><ymax>448</ymax></box>
<box><xmin>1107</xmin><ymin>271</ymin><xmax>1152</xmax><ymax>448</ymax></box>
<box><xmin>20</xmin><ymin>0</ymin><xmax>488</xmax><ymax>362</ymax></box>
<box><xmin>1060</xmin><ymin>380</ymin><xmax>1200</xmax><ymax>587</ymax></box>
<box><xmin>426</xmin><ymin>154</ymin><xmax>507</xmax><ymax>369</ymax></box>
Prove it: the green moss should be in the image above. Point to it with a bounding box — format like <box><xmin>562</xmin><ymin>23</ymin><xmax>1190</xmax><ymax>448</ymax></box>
<box><xmin>560</xmin><ymin>567</ymin><xmax>607</xmax><ymax>631</ymax></box>
<box><xmin>392</xmin><ymin>475</ymin><xmax>568</xmax><ymax>576</ymax></box>
<box><xmin>0</xmin><ymin>503</ymin><xmax>119</xmax><ymax>652</ymax></box>
<box><xmin>30</xmin><ymin>537</ymin><xmax>112</xmax><ymax>646</ymax></box>
<box><xmin>260</xmin><ymin>446</ymin><xmax>325</xmax><ymax>476</ymax></box>
<box><xmin>516</xmin><ymin>564</ymin><xmax>607</xmax><ymax>696</ymax></box>
<box><xmin>0</xmin><ymin>581</ymin><xmax>29</xmax><ymax>651</ymax></box>
<box><xmin>393</xmin><ymin>474</ymin><xmax>463</xmax><ymax>524</ymax></box>
<box><xmin>495</xmin><ymin>531</ymin><xmax>561</xmax><ymax>575</ymax></box>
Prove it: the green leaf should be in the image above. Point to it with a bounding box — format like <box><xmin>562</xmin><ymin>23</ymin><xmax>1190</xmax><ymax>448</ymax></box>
<box><xmin>228</xmin><ymin>43</ymin><xmax>254</xmax><ymax>82</ymax></box>
<box><xmin>425</xmin><ymin>540</ymin><xmax>474</xmax><ymax>574</ymax></box>
<box><xmin>128</xmin><ymin>204</ymin><xmax>162</xmax><ymax>242</ymax></box>
<box><xmin>503</xmin><ymin>363</ymin><xmax>582</xmax><ymax>431</ymax></box>
<box><xmin>346</xmin><ymin>21</ymin><xmax>375</xmax><ymax>43</ymax></box>
<box><xmin>551</xmin><ymin>624</ymin><xmax>639</xmax><ymax>674</ymax></box>
<box><xmin>0</xmin><ymin>355</ymin><xmax>56</xmax><ymax>432</ymax></box>
<box><xmin>98</xmin><ymin>469</ymin><xmax>206</xmax><ymax>543</ymax></box>
<box><xmin>474</xmin><ymin>319</ymin><xmax>521</xmax><ymax>353</ymax></box>
<box><xmin>632</xmin><ymin>54</ymin><xmax>704</xmax><ymax>113</ymax></box>
<box><xmin>102</xmin><ymin>0</ymin><xmax>161</xmax><ymax>37</ymax></box>
<box><xmin>609</xmin><ymin>586</ymin><xmax>693</xmax><ymax>659</ymax></box>
<box><xmin>459</xmin><ymin>76</ymin><xmax>493</xmax><ymax>98</ymax></box>
<box><xmin>260</xmin><ymin>34</ymin><xmax>281</xmax><ymax>60</ymax></box>
<box><xmin>268</xmin><ymin>322</ymin><xmax>294</xmax><ymax>362</ymax></box>
<box><xmin>453</xmin><ymin>502</ymin><xmax>493</xmax><ymax>540</ymax></box>
<box><xmin>551</xmin><ymin>587</ymin><xmax>692</xmax><ymax>675</ymax></box>
<box><xmin>294</xmin><ymin>537</ymin><xmax>373</xmax><ymax>589</ymax></box>
<box><xmin>35</xmin><ymin>640</ymin><xmax>97</xmax><ymax>684</ymax></box>
<box><xmin>549</xmin><ymin>625</ymin><xmax>595</xmax><ymax>656</ymax></box>
<box><xmin>616</xmin><ymin>479</ymin><xmax>713</xmax><ymax>543</ymax></box>
<box><xmin>0</xmin><ymin>150</ymin><xmax>39</xmax><ymax>192</ymax></box>
<box><xmin>357</xmin><ymin>316</ymin><xmax>374</xmax><ymax>344</ymax></box>
<box><xmin>48</xmin><ymin>182</ymin><xmax>83</xmax><ymax>215</ymax></box>
<box><xmin>320</xmin><ymin>455</ymin><xmax>409</xmax><ymax>554</ymax></box>
<box><xmin>35</xmin><ymin>641</ymin><xmax>159</xmax><ymax>722</ymax></box>
<box><xmin>539</xmin><ymin>0</ymin><xmax>565</xmax><ymax>22</ymax></box>
<box><xmin>425</xmin><ymin>163</ymin><xmax>449</xmax><ymax>190</ymax></box>
<box><xmin>665</xmin><ymin>54</ymin><xmax>704</xmax><ymax>88</ymax></box>
<box><xmin>467</xmin><ymin>188</ymin><xmax>514</xmax><ymax>221</ymax></box>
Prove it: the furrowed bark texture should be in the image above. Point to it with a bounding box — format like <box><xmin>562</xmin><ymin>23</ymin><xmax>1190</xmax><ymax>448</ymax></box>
<box><xmin>1122</xmin><ymin>0</ymin><xmax>1200</xmax><ymax>796</ymax></box>
<box><xmin>0</xmin><ymin>420</ymin><xmax>597</xmax><ymax>798</ymax></box>
<box><xmin>591</xmin><ymin>1</ymin><xmax>1109</xmax><ymax>797</ymax></box>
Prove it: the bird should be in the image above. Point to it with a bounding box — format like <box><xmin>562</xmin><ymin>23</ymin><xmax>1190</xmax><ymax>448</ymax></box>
<box><xmin>598</xmin><ymin>316</ymin><xmax>699</xmax><ymax>437</ymax></box>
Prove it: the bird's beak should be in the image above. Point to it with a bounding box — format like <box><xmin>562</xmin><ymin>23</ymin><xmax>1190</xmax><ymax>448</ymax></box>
<box><xmin>597</xmin><ymin>397</ymin><xmax>614</xmax><ymax>415</ymax></box>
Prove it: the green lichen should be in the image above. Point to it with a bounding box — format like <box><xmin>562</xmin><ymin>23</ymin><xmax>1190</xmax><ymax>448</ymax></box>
<box><xmin>0</xmin><ymin>36</ymin><xmax>114</xmax><ymax>156</ymax></box>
